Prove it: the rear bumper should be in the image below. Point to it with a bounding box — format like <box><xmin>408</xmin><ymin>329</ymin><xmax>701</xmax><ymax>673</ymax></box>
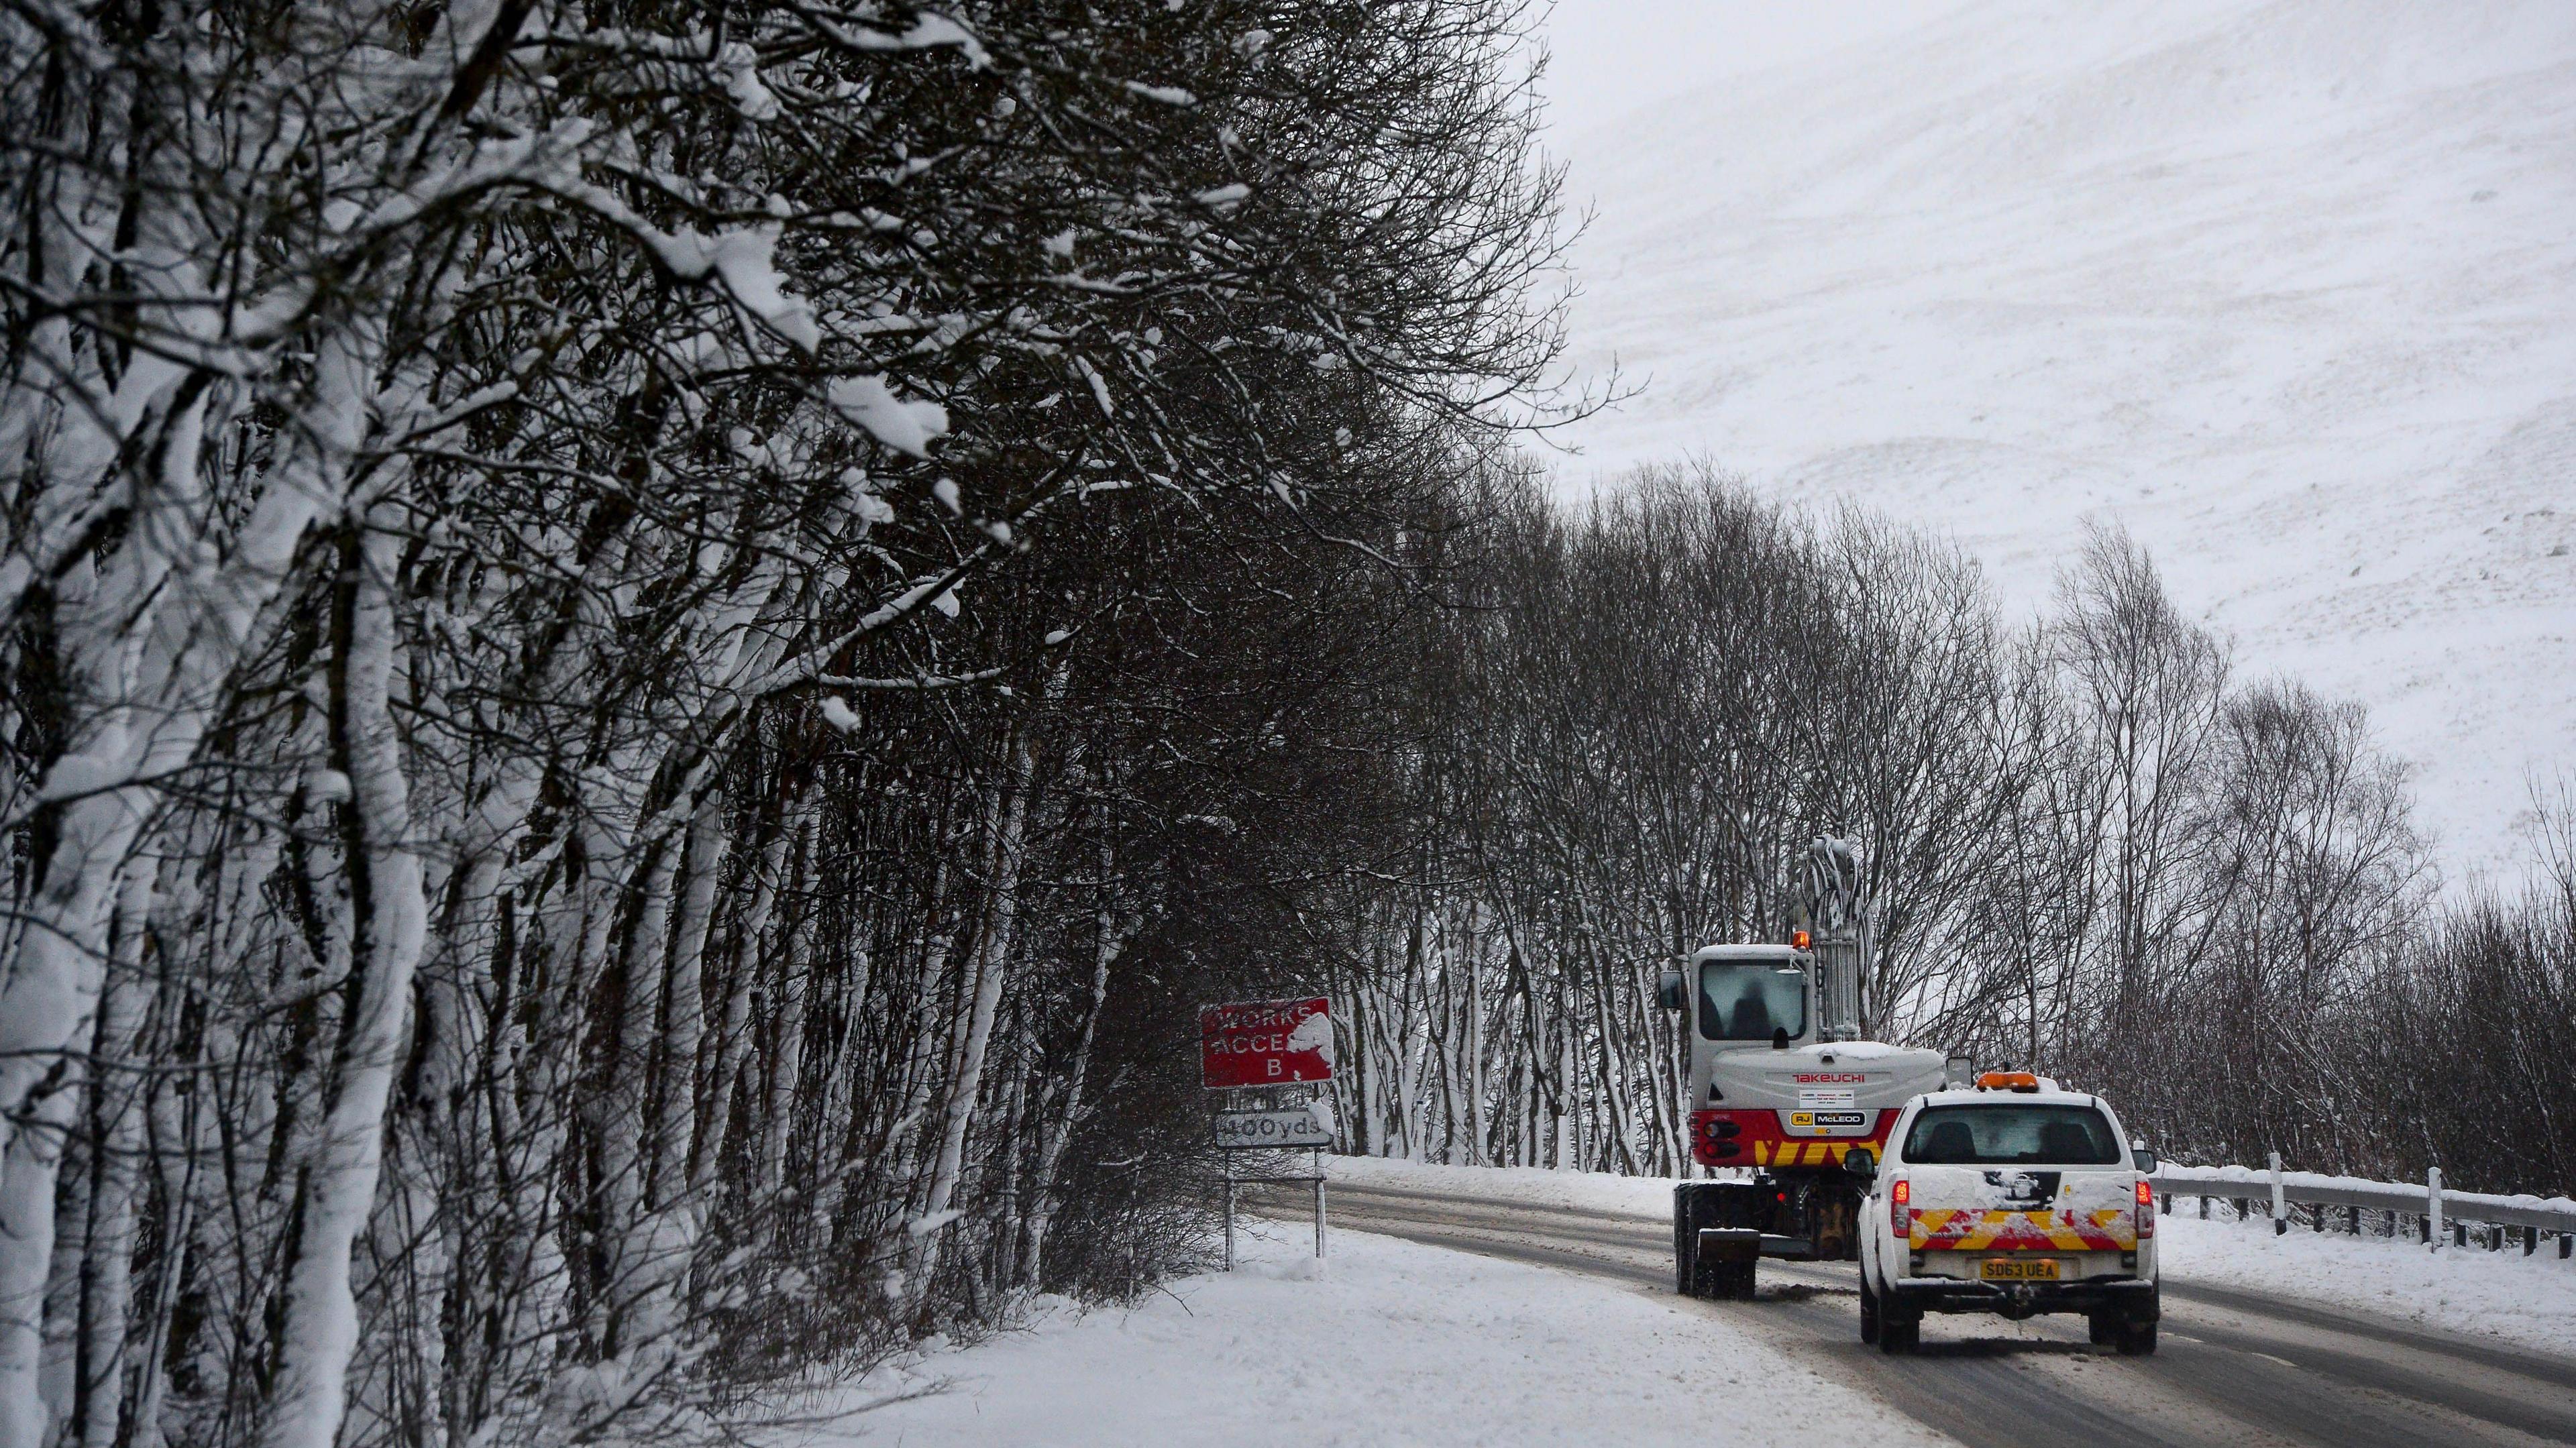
<box><xmin>1697</xmin><ymin>1228</ymin><xmax>1818</xmax><ymax>1262</ymax></box>
<box><xmin>1691</xmin><ymin>1107</ymin><xmax>1900</xmax><ymax>1170</ymax></box>
<box><xmin>1889</xmin><ymin>1275</ymin><xmax>2158</xmax><ymax>1319</ymax></box>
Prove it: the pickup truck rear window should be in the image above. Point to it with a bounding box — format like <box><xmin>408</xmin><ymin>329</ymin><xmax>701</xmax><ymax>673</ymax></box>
<box><xmin>1901</xmin><ymin>1105</ymin><xmax>2123</xmax><ymax>1165</ymax></box>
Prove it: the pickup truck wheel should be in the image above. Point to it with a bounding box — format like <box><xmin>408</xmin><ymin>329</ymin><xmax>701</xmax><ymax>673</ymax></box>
<box><xmin>1859</xmin><ymin>1276</ymin><xmax>1882</xmax><ymax>1344</ymax></box>
<box><xmin>2116</xmin><ymin>1320</ymin><xmax>2158</xmax><ymax>1357</ymax></box>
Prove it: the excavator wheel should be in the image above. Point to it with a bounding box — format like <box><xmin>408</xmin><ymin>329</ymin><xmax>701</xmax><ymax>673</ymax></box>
<box><xmin>1677</xmin><ymin>1181</ymin><xmax>1768</xmax><ymax>1300</ymax></box>
<box><xmin>1878</xmin><ymin>1308</ymin><xmax>1920</xmax><ymax>1353</ymax></box>
<box><xmin>1674</xmin><ymin>1184</ymin><xmax>1716</xmax><ymax>1296</ymax></box>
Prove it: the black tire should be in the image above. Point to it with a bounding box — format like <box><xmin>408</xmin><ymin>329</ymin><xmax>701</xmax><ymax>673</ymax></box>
<box><xmin>1860</xmin><ymin>1275</ymin><xmax>1882</xmax><ymax>1344</ymax></box>
<box><xmin>1678</xmin><ymin>1182</ymin><xmax>1776</xmax><ymax>1302</ymax></box>
<box><xmin>2116</xmin><ymin>1319</ymin><xmax>2157</xmax><ymax>1356</ymax></box>
<box><xmin>2087</xmin><ymin>1311</ymin><xmax>2116</xmax><ymax>1347</ymax></box>
<box><xmin>1879</xmin><ymin>1312</ymin><xmax>1919</xmax><ymax>1354</ymax></box>
<box><xmin>1673</xmin><ymin>1186</ymin><xmax>1700</xmax><ymax>1297</ymax></box>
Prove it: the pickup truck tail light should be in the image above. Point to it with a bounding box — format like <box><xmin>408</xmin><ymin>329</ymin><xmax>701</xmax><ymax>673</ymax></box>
<box><xmin>2135</xmin><ymin>1176</ymin><xmax>2155</xmax><ymax>1239</ymax></box>
<box><xmin>1890</xmin><ymin>1178</ymin><xmax>1911</xmax><ymax>1238</ymax></box>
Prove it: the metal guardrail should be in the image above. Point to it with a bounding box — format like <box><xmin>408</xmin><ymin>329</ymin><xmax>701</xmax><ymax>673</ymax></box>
<box><xmin>2151</xmin><ymin>1157</ymin><xmax>2576</xmax><ymax>1260</ymax></box>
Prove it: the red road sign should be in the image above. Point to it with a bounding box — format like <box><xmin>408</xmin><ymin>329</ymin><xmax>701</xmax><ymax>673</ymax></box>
<box><xmin>1200</xmin><ymin>997</ymin><xmax>1332</xmax><ymax>1089</ymax></box>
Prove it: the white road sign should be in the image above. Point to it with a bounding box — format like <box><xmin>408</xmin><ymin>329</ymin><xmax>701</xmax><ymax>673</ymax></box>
<box><xmin>1213</xmin><ymin>1106</ymin><xmax>1336</xmax><ymax>1150</ymax></box>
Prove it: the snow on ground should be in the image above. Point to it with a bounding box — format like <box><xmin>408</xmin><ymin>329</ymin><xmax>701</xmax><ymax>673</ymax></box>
<box><xmin>1332</xmin><ymin>1156</ymin><xmax>2576</xmax><ymax>1357</ymax></box>
<box><xmin>782</xmin><ymin>1158</ymin><xmax>2575</xmax><ymax>1443</ymax></box>
<box><xmin>1328</xmin><ymin>1150</ymin><xmax>1679</xmax><ymax>1216</ymax></box>
<box><xmin>797</xmin><ymin>1221</ymin><xmax>1947</xmax><ymax>1448</ymax></box>
<box><xmin>1546</xmin><ymin>0</ymin><xmax>2576</xmax><ymax>873</ymax></box>
<box><xmin>2155</xmin><ymin>1205</ymin><xmax>2576</xmax><ymax>1356</ymax></box>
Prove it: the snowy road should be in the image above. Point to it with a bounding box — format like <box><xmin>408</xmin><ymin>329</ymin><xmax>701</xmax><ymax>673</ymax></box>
<box><xmin>1288</xmin><ymin>1180</ymin><xmax>2576</xmax><ymax>1448</ymax></box>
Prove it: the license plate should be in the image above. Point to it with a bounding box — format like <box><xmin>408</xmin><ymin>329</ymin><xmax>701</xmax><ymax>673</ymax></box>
<box><xmin>1980</xmin><ymin>1258</ymin><xmax>2060</xmax><ymax>1282</ymax></box>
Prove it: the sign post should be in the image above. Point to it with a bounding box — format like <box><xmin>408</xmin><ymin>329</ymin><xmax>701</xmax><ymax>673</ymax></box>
<box><xmin>1202</xmin><ymin>997</ymin><xmax>1335</xmax><ymax>1266</ymax></box>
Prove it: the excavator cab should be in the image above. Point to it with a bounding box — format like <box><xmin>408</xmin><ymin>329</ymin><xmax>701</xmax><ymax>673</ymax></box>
<box><xmin>1700</xmin><ymin>952</ymin><xmax>1811</xmax><ymax>1045</ymax></box>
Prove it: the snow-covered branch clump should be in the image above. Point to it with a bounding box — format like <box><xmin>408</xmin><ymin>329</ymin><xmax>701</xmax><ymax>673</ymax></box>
<box><xmin>0</xmin><ymin>0</ymin><xmax>1578</xmax><ymax>1444</ymax></box>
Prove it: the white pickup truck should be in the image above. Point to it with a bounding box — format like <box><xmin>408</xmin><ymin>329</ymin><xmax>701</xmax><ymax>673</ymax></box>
<box><xmin>1849</xmin><ymin>1073</ymin><xmax>2161</xmax><ymax>1355</ymax></box>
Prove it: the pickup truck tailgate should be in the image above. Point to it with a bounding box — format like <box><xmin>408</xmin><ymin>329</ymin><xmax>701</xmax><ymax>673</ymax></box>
<box><xmin>1908</xmin><ymin>1166</ymin><xmax>2136</xmax><ymax>1251</ymax></box>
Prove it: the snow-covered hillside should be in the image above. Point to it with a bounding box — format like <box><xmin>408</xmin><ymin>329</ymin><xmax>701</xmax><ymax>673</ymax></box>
<box><xmin>1551</xmin><ymin>0</ymin><xmax>2576</xmax><ymax>871</ymax></box>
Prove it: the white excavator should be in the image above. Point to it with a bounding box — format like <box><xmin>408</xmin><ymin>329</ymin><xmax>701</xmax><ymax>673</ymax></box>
<box><xmin>1659</xmin><ymin>838</ymin><xmax>1961</xmax><ymax>1298</ymax></box>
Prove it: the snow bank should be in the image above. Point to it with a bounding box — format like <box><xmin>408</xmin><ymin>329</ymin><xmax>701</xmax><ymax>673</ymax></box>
<box><xmin>2155</xmin><ymin>1209</ymin><xmax>2576</xmax><ymax>1357</ymax></box>
<box><xmin>1326</xmin><ymin>1151</ymin><xmax>1680</xmax><ymax>1218</ymax></box>
<box><xmin>801</xmin><ymin>1223</ymin><xmax>1945</xmax><ymax>1447</ymax></box>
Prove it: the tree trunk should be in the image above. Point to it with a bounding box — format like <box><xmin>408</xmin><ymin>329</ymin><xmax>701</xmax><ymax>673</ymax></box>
<box><xmin>259</xmin><ymin>518</ymin><xmax>427</xmax><ymax>1448</ymax></box>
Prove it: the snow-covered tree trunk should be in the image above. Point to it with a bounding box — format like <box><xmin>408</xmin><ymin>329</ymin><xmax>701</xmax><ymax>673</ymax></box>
<box><xmin>0</xmin><ymin>302</ymin><xmax>364</xmax><ymax>1448</ymax></box>
<box><xmin>590</xmin><ymin>819</ymin><xmax>683</xmax><ymax>1359</ymax></box>
<box><xmin>68</xmin><ymin>866</ymin><xmax>156</xmax><ymax>1448</ymax></box>
<box><xmin>258</xmin><ymin>516</ymin><xmax>427</xmax><ymax>1448</ymax></box>
<box><xmin>650</xmin><ymin>797</ymin><xmax>728</xmax><ymax>1209</ymax></box>
<box><xmin>692</xmin><ymin>797</ymin><xmax>794</xmax><ymax>1195</ymax></box>
<box><xmin>31</xmin><ymin>879</ymin><xmax>166</xmax><ymax>1448</ymax></box>
<box><xmin>758</xmin><ymin>814</ymin><xmax>820</xmax><ymax>1199</ymax></box>
<box><xmin>1018</xmin><ymin>852</ymin><xmax>1134</xmax><ymax>1286</ymax></box>
<box><xmin>916</xmin><ymin>664</ymin><xmax>1061</xmax><ymax>1290</ymax></box>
